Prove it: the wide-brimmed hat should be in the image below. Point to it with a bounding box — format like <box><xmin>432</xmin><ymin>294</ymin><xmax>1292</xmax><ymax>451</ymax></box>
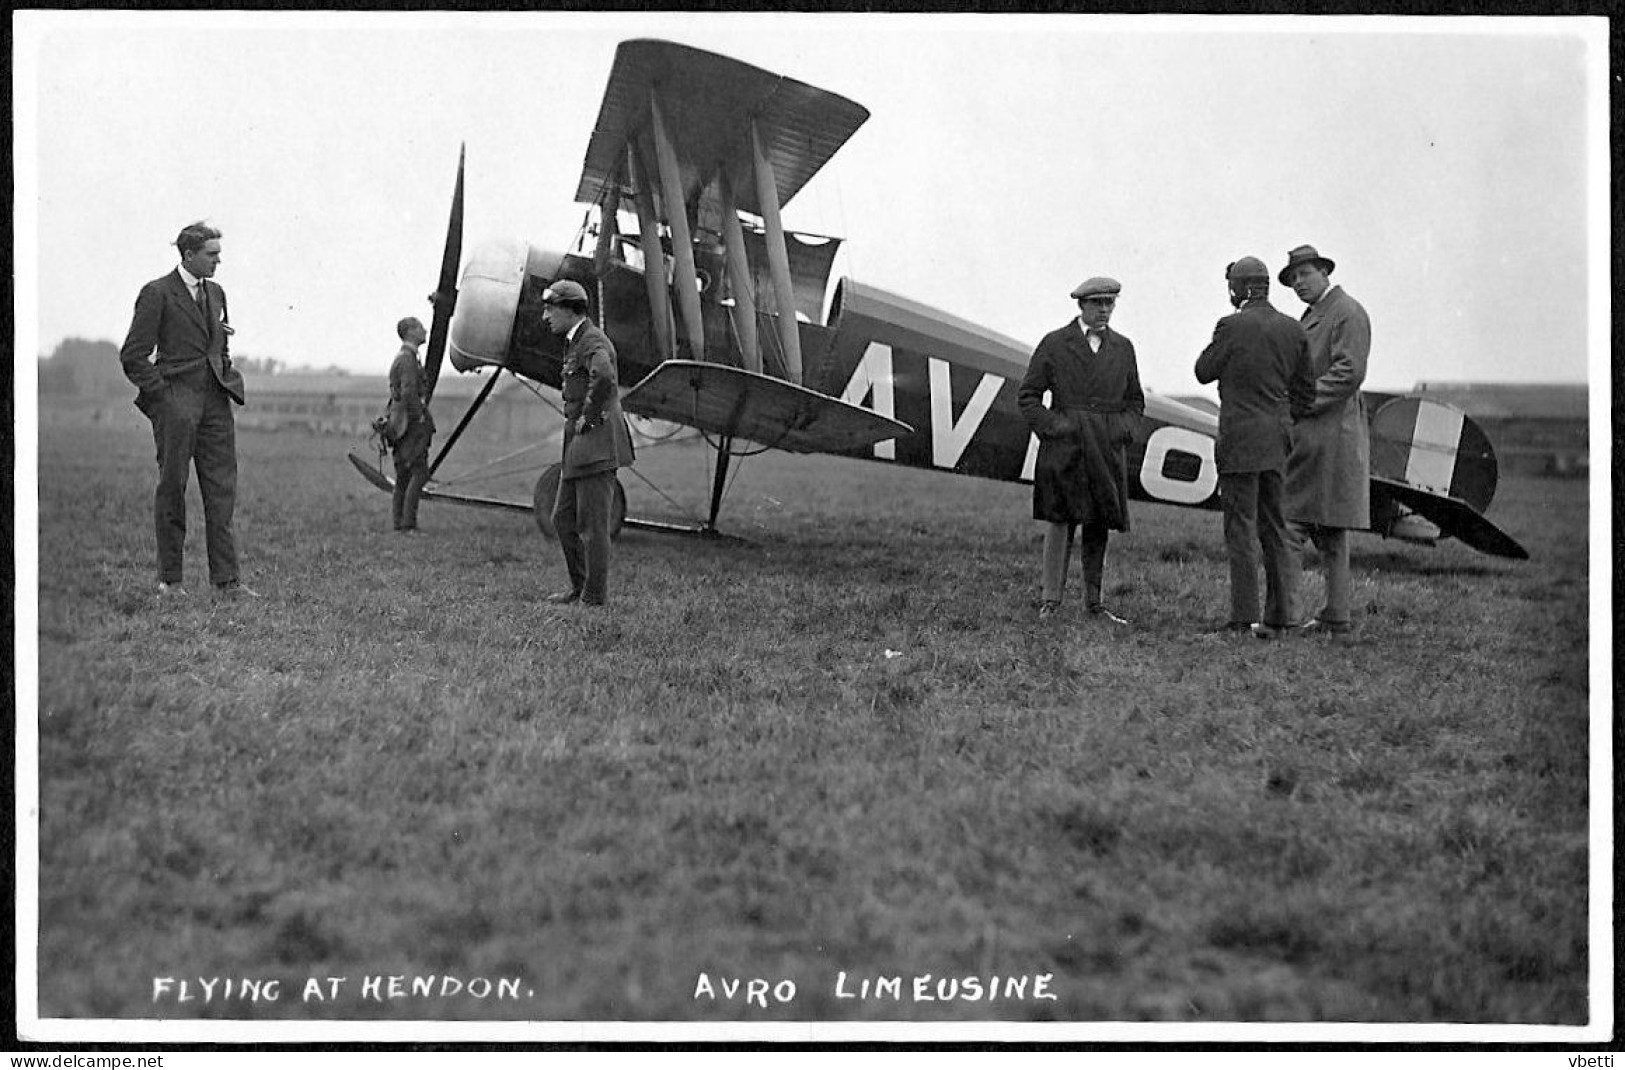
<box><xmin>1278</xmin><ymin>245</ymin><xmax>1335</xmax><ymax>285</ymax></box>
<box><xmin>1070</xmin><ymin>276</ymin><xmax>1121</xmax><ymax>301</ymax></box>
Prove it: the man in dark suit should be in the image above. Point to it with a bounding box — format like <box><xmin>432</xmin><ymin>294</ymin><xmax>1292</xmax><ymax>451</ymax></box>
<box><xmin>1194</xmin><ymin>257</ymin><xmax>1315</xmax><ymax>638</ymax></box>
<box><xmin>119</xmin><ymin>222</ymin><xmax>253</xmax><ymax>599</ymax></box>
<box><xmin>1017</xmin><ymin>276</ymin><xmax>1145</xmax><ymax>625</ymax></box>
<box><xmin>387</xmin><ymin>315</ymin><xmax>435</xmax><ymax>534</ymax></box>
<box><xmin>539</xmin><ymin>280</ymin><xmax>636</xmax><ymax>607</ymax></box>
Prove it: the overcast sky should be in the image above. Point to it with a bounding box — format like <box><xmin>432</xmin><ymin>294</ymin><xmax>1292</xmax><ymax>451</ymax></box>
<box><xmin>14</xmin><ymin>11</ymin><xmax>1607</xmax><ymax>395</ymax></box>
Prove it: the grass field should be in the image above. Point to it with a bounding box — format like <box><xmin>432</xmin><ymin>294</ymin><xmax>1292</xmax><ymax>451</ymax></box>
<box><xmin>29</xmin><ymin>415</ymin><xmax>1593</xmax><ymax>1028</ymax></box>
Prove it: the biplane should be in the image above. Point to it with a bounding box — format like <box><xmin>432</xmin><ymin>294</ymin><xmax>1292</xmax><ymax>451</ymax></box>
<box><xmin>348</xmin><ymin>38</ymin><xmax>1529</xmax><ymax>562</ymax></box>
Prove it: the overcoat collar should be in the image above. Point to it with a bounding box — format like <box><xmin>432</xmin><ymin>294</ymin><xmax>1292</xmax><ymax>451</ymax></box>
<box><xmin>1064</xmin><ymin>321</ymin><xmax>1113</xmax><ymax>356</ymax></box>
<box><xmin>1300</xmin><ymin>284</ymin><xmax>1345</xmax><ymax>326</ymax></box>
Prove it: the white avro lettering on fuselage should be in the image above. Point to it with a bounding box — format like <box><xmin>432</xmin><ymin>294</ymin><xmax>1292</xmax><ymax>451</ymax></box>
<box><xmin>1139</xmin><ymin>425</ymin><xmax>1218</xmax><ymax>504</ymax></box>
<box><xmin>928</xmin><ymin>358</ymin><xmax>1004</xmax><ymax>470</ymax></box>
<box><xmin>841</xmin><ymin>342</ymin><xmax>897</xmax><ymax>460</ymax></box>
<box><xmin>839</xmin><ymin>340</ymin><xmax>1218</xmax><ymax>506</ymax></box>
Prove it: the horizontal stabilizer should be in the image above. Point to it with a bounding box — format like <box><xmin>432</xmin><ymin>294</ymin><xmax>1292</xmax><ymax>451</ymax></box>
<box><xmin>1371</xmin><ymin>476</ymin><xmax>1528</xmax><ymax>560</ymax></box>
<box><xmin>621</xmin><ymin>360</ymin><xmax>912</xmax><ymax>453</ymax></box>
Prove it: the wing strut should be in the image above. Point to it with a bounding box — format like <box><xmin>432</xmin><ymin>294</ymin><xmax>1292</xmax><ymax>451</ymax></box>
<box><xmin>750</xmin><ymin>121</ymin><xmax>803</xmax><ymax>384</ymax></box>
<box><xmin>717</xmin><ymin>170</ymin><xmax>762</xmax><ymax>373</ymax></box>
<box><xmin>627</xmin><ymin>144</ymin><xmax>676</xmax><ymax>362</ymax></box>
<box><xmin>707</xmin><ymin>433</ymin><xmax>735</xmax><ymax>531</ymax></box>
<box><xmin>649</xmin><ymin>91</ymin><xmax>709</xmax><ymax>362</ymax></box>
<box><xmin>428</xmin><ymin>368</ymin><xmax>503</xmax><ymax>478</ymax></box>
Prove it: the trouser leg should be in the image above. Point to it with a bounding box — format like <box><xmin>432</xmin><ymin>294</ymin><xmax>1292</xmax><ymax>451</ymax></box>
<box><xmin>1284</xmin><ymin>519</ymin><xmax>1309</xmax><ymax>626</ymax></box>
<box><xmin>574</xmin><ymin>471</ymin><xmax>616</xmax><ymax>604</ymax></box>
<box><xmin>393</xmin><ymin>426</ymin><xmax>432</xmax><ymax>530</ymax></box>
<box><xmin>1040</xmin><ymin>521</ymin><xmax>1074</xmax><ymax>603</ymax></box>
<box><xmin>400</xmin><ymin>465</ymin><xmax>428</xmax><ymax>530</ymax></box>
<box><xmin>193</xmin><ymin>384</ymin><xmax>239</xmax><ymax>587</ymax></box>
<box><xmin>391</xmin><ymin>456</ymin><xmax>407</xmax><ymax>529</ymax></box>
<box><xmin>1219</xmin><ymin>471</ymin><xmax>1261</xmax><ymax>624</ymax></box>
<box><xmin>551</xmin><ymin>474</ymin><xmax>587</xmax><ymax>595</ymax></box>
<box><xmin>1256</xmin><ymin>470</ymin><xmax>1293</xmax><ymax>627</ymax></box>
<box><xmin>1078</xmin><ymin>524</ymin><xmax>1109</xmax><ymax>608</ymax></box>
<box><xmin>1317</xmin><ymin>526</ymin><xmax>1352</xmax><ymax>625</ymax></box>
<box><xmin>152</xmin><ymin>382</ymin><xmax>202</xmax><ymax>584</ymax></box>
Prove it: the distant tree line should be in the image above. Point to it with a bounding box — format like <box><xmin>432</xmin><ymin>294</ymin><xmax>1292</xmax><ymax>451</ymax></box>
<box><xmin>38</xmin><ymin>338</ymin><xmax>328</xmax><ymax>398</ymax></box>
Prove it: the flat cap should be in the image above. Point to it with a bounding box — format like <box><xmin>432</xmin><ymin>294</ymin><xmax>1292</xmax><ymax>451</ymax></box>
<box><xmin>1070</xmin><ymin>276</ymin><xmax>1122</xmax><ymax>300</ymax></box>
<box><xmin>541</xmin><ymin>279</ymin><xmax>589</xmax><ymax>305</ymax></box>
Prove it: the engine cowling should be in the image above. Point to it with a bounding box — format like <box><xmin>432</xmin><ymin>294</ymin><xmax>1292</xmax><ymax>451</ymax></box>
<box><xmin>448</xmin><ymin>240</ymin><xmax>566</xmax><ymax>373</ymax></box>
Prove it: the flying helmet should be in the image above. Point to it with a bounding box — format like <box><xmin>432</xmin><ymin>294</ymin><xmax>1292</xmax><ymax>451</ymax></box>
<box><xmin>1225</xmin><ymin>256</ymin><xmax>1270</xmax><ymax>307</ymax></box>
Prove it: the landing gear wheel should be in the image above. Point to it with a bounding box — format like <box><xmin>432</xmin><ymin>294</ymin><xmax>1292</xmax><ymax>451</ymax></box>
<box><xmin>531</xmin><ymin>463</ymin><xmax>627</xmax><ymax>541</ymax></box>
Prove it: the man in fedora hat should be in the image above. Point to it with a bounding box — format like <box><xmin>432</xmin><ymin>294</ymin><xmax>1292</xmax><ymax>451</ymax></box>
<box><xmin>1017</xmin><ymin>276</ymin><xmax>1145</xmax><ymax>625</ymax></box>
<box><xmin>540</xmin><ymin>279</ymin><xmax>636</xmax><ymax>607</ymax></box>
<box><xmin>1195</xmin><ymin>256</ymin><xmax>1315</xmax><ymax>638</ymax></box>
<box><xmin>1277</xmin><ymin>244</ymin><xmax>1372</xmax><ymax>636</ymax></box>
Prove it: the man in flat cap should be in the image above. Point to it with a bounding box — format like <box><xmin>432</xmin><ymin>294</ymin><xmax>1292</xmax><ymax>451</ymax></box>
<box><xmin>540</xmin><ymin>279</ymin><xmax>636</xmax><ymax>607</ymax></box>
<box><xmin>1278</xmin><ymin>244</ymin><xmax>1372</xmax><ymax>636</ymax></box>
<box><xmin>1195</xmin><ymin>257</ymin><xmax>1315</xmax><ymax>637</ymax></box>
<box><xmin>1017</xmin><ymin>276</ymin><xmax>1145</xmax><ymax>624</ymax></box>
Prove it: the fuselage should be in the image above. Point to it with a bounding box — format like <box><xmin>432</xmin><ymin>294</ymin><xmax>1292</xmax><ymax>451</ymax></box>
<box><xmin>448</xmin><ymin>243</ymin><xmax>1225</xmax><ymax>513</ymax></box>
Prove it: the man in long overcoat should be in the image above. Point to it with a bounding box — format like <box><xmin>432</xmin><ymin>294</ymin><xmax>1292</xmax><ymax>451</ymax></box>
<box><xmin>1017</xmin><ymin>276</ymin><xmax>1145</xmax><ymax>624</ymax></box>
<box><xmin>1278</xmin><ymin>244</ymin><xmax>1371</xmax><ymax>635</ymax></box>
<box><xmin>387</xmin><ymin>316</ymin><xmax>436</xmax><ymax>533</ymax></box>
<box><xmin>118</xmin><ymin>221</ymin><xmax>253</xmax><ymax>599</ymax></box>
<box><xmin>1194</xmin><ymin>256</ymin><xmax>1315</xmax><ymax>637</ymax></box>
<box><xmin>540</xmin><ymin>280</ymin><xmax>636</xmax><ymax>607</ymax></box>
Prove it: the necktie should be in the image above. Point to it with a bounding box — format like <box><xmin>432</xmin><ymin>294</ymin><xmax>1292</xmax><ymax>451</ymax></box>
<box><xmin>196</xmin><ymin>281</ymin><xmax>209</xmax><ymax>318</ymax></box>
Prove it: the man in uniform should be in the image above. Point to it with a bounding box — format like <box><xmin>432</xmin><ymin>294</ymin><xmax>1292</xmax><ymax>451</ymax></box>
<box><xmin>1194</xmin><ymin>256</ymin><xmax>1315</xmax><ymax>637</ymax></box>
<box><xmin>387</xmin><ymin>316</ymin><xmax>436</xmax><ymax>534</ymax></box>
<box><xmin>118</xmin><ymin>221</ymin><xmax>254</xmax><ymax>599</ymax></box>
<box><xmin>1278</xmin><ymin>244</ymin><xmax>1372</xmax><ymax>636</ymax></box>
<box><xmin>1017</xmin><ymin>276</ymin><xmax>1145</xmax><ymax>624</ymax></box>
<box><xmin>539</xmin><ymin>280</ymin><xmax>636</xmax><ymax>607</ymax></box>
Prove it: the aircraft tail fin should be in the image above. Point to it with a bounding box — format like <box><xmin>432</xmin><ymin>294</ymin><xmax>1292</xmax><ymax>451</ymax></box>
<box><xmin>1368</xmin><ymin>397</ymin><xmax>1527</xmax><ymax>559</ymax></box>
<box><xmin>1370</xmin><ymin>396</ymin><xmax>1500</xmax><ymax>513</ymax></box>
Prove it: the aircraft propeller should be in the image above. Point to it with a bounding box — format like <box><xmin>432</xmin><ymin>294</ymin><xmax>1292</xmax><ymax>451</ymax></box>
<box><xmin>422</xmin><ymin>143</ymin><xmax>465</xmax><ymax>404</ymax></box>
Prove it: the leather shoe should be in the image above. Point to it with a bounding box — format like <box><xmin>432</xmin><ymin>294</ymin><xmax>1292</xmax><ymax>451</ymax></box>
<box><xmin>1036</xmin><ymin>600</ymin><xmax>1061</xmax><ymax>619</ymax></box>
<box><xmin>215</xmin><ymin>581</ymin><xmax>260</xmax><ymax>600</ymax></box>
<box><xmin>1298</xmin><ymin>618</ymin><xmax>1352</xmax><ymax>636</ymax></box>
<box><xmin>580</xmin><ymin>595</ymin><xmax>607</xmax><ymax>608</ymax></box>
<box><xmin>157</xmin><ymin>581</ymin><xmax>187</xmax><ymax>597</ymax></box>
<box><xmin>1250</xmin><ymin>622</ymin><xmax>1283</xmax><ymax>640</ymax></box>
<box><xmin>1088</xmin><ymin>604</ymin><xmax>1131</xmax><ymax>626</ymax></box>
<box><xmin>546</xmin><ymin>590</ymin><xmax>582</xmax><ymax>605</ymax></box>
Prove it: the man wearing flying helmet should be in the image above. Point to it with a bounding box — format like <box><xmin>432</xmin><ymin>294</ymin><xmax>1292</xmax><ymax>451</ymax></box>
<box><xmin>539</xmin><ymin>279</ymin><xmax>636</xmax><ymax>607</ymax></box>
<box><xmin>1195</xmin><ymin>257</ymin><xmax>1314</xmax><ymax>638</ymax></box>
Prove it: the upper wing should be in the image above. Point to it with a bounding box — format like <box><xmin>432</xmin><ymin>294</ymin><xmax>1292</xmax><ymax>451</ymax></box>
<box><xmin>573</xmin><ymin>39</ymin><xmax>869</xmax><ymax>221</ymax></box>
